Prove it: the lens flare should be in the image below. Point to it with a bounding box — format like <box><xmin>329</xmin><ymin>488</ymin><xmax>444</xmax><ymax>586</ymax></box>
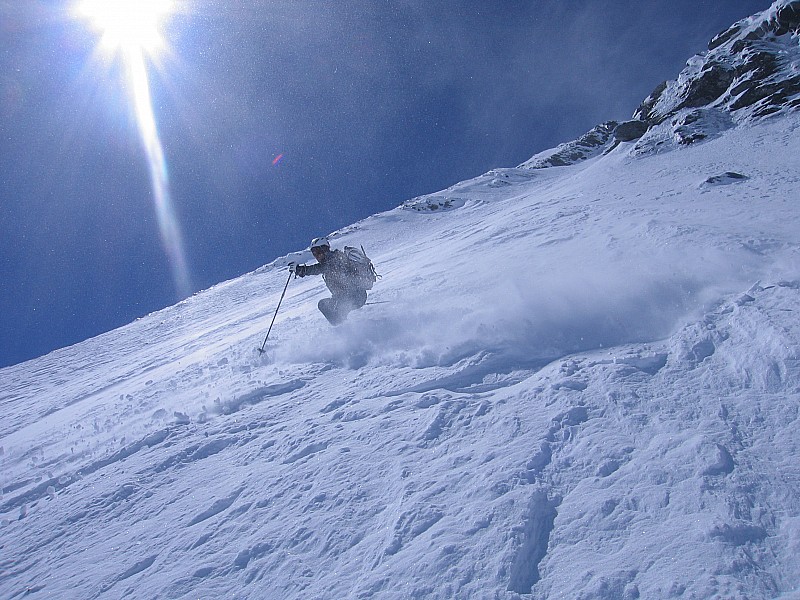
<box><xmin>76</xmin><ymin>0</ymin><xmax>191</xmax><ymax>298</ymax></box>
<box><xmin>126</xmin><ymin>46</ymin><xmax>191</xmax><ymax>297</ymax></box>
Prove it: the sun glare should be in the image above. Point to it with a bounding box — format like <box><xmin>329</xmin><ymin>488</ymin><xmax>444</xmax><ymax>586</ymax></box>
<box><xmin>76</xmin><ymin>0</ymin><xmax>192</xmax><ymax>299</ymax></box>
<box><xmin>78</xmin><ymin>0</ymin><xmax>175</xmax><ymax>56</ymax></box>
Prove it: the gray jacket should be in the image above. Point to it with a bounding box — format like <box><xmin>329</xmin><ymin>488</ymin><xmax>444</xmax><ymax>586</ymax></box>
<box><xmin>295</xmin><ymin>249</ymin><xmax>364</xmax><ymax>297</ymax></box>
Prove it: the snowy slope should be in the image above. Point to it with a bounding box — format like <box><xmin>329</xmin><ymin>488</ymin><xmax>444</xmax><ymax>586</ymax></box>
<box><xmin>3</xmin><ymin>5</ymin><xmax>800</xmax><ymax>599</ymax></box>
<box><xmin>2</xmin><ymin>112</ymin><xmax>799</xmax><ymax>599</ymax></box>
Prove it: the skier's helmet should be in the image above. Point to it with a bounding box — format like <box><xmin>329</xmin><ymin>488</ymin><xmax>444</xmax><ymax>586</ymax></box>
<box><xmin>310</xmin><ymin>237</ymin><xmax>330</xmax><ymax>250</ymax></box>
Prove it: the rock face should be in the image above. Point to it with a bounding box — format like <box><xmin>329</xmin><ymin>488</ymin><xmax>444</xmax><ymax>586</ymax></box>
<box><xmin>519</xmin><ymin>122</ymin><xmax>618</xmax><ymax>169</ymax></box>
<box><xmin>522</xmin><ymin>0</ymin><xmax>800</xmax><ymax>168</ymax></box>
<box><xmin>613</xmin><ymin>120</ymin><xmax>649</xmax><ymax>142</ymax></box>
<box><xmin>708</xmin><ymin>0</ymin><xmax>800</xmax><ymax>50</ymax></box>
<box><xmin>637</xmin><ymin>0</ymin><xmax>800</xmax><ymax>125</ymax></box>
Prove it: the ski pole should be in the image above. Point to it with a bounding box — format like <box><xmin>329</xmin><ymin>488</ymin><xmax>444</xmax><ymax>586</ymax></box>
<box><xmin>258</xmin><ymin>272</ymin><xmax>292</xmax><ymax>353</ymax></box>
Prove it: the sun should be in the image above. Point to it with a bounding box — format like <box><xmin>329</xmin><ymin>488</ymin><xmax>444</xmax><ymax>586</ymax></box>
<box><xmin>77</xmin><ymin>0</ymin><xmax>176</xmax><ymax>57</ymax></box>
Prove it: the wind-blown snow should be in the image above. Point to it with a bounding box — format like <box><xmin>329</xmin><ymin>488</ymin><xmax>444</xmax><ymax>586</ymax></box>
<box><xmin>2</xmin><ymin>83</ymin><xmax>800</xmax><ymax>600</ymax></box>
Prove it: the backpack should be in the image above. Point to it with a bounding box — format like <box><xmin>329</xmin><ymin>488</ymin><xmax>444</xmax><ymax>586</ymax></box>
<box><xmin>344</xmin><ymin>245</ymin><xmax>378</xmax><ymax>290</ymax></box>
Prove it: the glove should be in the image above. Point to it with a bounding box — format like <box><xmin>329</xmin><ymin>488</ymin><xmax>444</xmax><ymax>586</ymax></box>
<box><xmin>288</xmin><ymin>262</ymin><xmax>303</xmax><ymax>277</ymax></box>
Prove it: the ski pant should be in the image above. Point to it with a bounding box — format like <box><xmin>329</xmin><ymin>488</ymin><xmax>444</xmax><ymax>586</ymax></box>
<box><xmin>318</xmin><ymin>289</ymin><xmax>367</xmax><ymax>325</ymax></box>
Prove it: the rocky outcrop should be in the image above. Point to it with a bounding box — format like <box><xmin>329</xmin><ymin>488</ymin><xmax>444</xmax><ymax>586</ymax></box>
<box><xmin>630</xmin><ymin>108</ymin><xmax>735</xmax><ymax>157</ymax></box>
<box><xmin>520</xmin><ymin>122</ymin><xmax>618</xmax><ymax>169</ymax></box>
<box><xmin>521</xmin><ymin>0</ymin><xmax>800</xmax><ymax>169</ymax></box>
<box><xmin>613</xmin><ymin>120</ymin><xmax>649</xmax><ymax>142</ymax></box>
<box><xmin>709</xmin><ymin>0</ymin><xmax>800</xmax><ymax>49</ymax></box>
<box><xmin>635</xmin><ymin>0</ymin><xmax>800</xmax><ymax>125</ymax></box>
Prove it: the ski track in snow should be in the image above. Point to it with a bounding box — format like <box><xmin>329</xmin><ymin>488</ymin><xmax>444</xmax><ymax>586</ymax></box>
<box><xmin>1</xmin><ymin>115</ymin><xmax>800</xmax><ymax>598</ymax></box>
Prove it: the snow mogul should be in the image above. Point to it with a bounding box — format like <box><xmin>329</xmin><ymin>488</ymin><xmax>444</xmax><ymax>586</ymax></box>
<box><xmin>288</xmin><ymin>237</ymin><xmax>377</xmax><ymax>325</ymax></box>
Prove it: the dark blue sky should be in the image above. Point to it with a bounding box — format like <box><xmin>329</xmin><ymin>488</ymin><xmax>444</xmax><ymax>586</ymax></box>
<box><xmin>0</xmin><ymin>0</ymin><xmax>771</xmax><ymax>368</ymax></box>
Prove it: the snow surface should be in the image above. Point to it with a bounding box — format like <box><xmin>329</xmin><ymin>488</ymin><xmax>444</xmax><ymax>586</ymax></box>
<box><xmin>2</xmin><ymin>111</ymin><xmax>800</xmax><ymax>598</ymax></box>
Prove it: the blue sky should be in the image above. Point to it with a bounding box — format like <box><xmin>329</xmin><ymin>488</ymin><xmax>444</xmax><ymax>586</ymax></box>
<box><xmin>0</xmin><ymin>0</ymin><xmax>770</xmax><ymax>368</ymax></box>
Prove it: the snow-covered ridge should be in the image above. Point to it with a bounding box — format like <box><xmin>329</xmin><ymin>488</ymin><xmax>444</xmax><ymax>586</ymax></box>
<box><xmin>522</xmin><ymin>0</ymin><xmax>800</xmax><ymax>169</ymax></box>
<box><xmin>663</xmin><ymin>0</ymin><xmax>800</xmax><ymax>119</ymax></box>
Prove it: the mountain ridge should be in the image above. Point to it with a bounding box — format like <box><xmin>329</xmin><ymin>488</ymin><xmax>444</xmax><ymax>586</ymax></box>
<box><xmin>521</xmin><ymin>0</ymin><xmax>800</xmax><ymax>169</ymax></box>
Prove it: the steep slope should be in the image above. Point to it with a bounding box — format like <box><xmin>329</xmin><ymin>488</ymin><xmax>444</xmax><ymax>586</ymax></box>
<box><xmin>2</xmin><ymin>111</ymin><xmax>799</xmax><ymax>599</ymax></box>
<box><xmin>2</xmin><ymin>3</ymin><xmax>800</xmax><ymax>598</ymax></box>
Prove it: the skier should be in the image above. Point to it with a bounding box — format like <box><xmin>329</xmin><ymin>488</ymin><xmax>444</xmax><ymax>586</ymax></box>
<box><xmin>288</xmin><ymin>237</ymin><xmax>376</xmax><ymax>325</ymax></box>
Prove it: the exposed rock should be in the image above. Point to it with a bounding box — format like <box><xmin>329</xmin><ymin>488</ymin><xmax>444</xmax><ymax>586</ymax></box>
<box><xmin>633</xmin><ymin>1</ymin><xmax>800</xmax><ymax>125</ymax></box>
<box><xmin>633</xmin><ymin>81</ymin><xmax>668</xmax><ymax>123</ymax></box>
<box><xmin>775</xmin><ymin>1</ymin><xmax>800</xmax><ymax>34</ymax></box>
<box><xmin>671</xmin><ymin>108</ymin><xmax>735</xmax><ymax>145</ymax></box>
<box><xmin>632</xmin><ymin>108</ymin><xmax>734</xmax><ymax>156</ymax></box>
<box><xmin>613</xmin><ymin>120</ymin><xmax>649</xmax><ymax>142</ymax></box>
<box><xmin>520</xmin><ymin>121</ymin><xmax>618</xmax><ymax>169</ymax></box>
<box><xmin>730</xmin><ymin>68</ymin><xmax>800</xmax><ymax>116</ymax></box>
<box><xmin>682</xmin><ymin>62</ymin><xmax>736</xmax><ymax>109</ymax></box>
<box><xmin>402</xmin><ymin>195</ymin><xmax>466</xmax><ymax>212</ymax></box>
<box><xmin>701</xmin><ymin>172</ymin><xmax>750</xmax><ymax>187</ymax></box>
<box><xmin>708</xmin><ymin>24</ymin><xmax>743</xmax><ymax>51</ymax></box>
<box><xmin>522</xmin><ymin>0</ymin><xmax>800</xmax><ymax>169</ymax></box>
